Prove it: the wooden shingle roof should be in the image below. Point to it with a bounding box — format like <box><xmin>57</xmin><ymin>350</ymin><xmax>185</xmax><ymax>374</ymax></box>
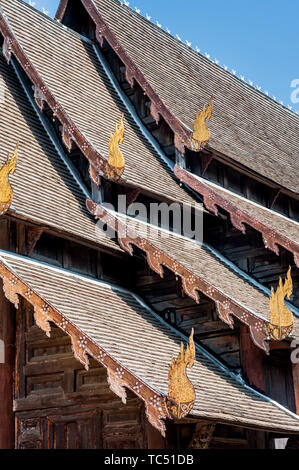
<box><xmin>66</xmin><ymin>0</ymin><xmax>299</xmax><ymax>194</ymax></box>
<box><xmin>1</xmin><ymin>250</ymin><xmax>299</xmax><ymax>434</ymax></box>
<box><xmin>0</xmin><ymin>0</ymin><xmax>203</xmax><ymax>210</ymax></box>
<box><xmin>174</xmin><ymin>166</ymin><xmax>299</xmax><ymax>267</ymax></box>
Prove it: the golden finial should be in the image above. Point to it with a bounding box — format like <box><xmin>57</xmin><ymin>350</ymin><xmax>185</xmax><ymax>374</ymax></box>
<box><xmin>266</xmin><ymin>267</ymin><xmax>294</xmax><ymax>341</ymax></box>
<box><xmin>165</xmin><ymin>329</ymin><xmax>196</xmax><ymax>419</ymax></box>
<box><xmin>191</xmin><ymin>97</ymin><xmax>213</xmax><ymax>149</ymax></box>
<box><xmin>0</xmin><ymin>143</ymin><xmax>18</xmax><ymax>216</ymax></box>
<box><xmin>106</xmin><ymin>114</ymin><xmax>125</xmax><ymax>180</ymax></box>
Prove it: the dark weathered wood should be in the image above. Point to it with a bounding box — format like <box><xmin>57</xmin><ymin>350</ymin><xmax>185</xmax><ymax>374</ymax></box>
<box><xmin>136</xmin><ymin>259</ymin><xmax>241</xmax><ymax>368</ymax></box>
<box><xmin>205</xmin><ymin>216</ymin><xmax>299</xmax><ymax>308</ymax></box>
<box><xmin>26</xmin><ymin>227</ymin><xmax>44</xmax><ymax>256</ymax></box>
<box><xmin>264</xmin><ymin>350</ymin><xmax>296</xmax><ymax>412</ymax></box>
<box><xmin>0</xmin><ymin>220</ymin><xmax>14</xmax><ymax>449</ymax></box>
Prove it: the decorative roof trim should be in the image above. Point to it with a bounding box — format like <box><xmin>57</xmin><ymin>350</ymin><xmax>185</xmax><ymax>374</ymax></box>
<box><xmin>0</xmin><ymin>254</ymin><xmax>168</xmax><ymax>435</ymax></box>
<box><xmin>92</xmin><ymin>43</ymin><xmax>175</xmax><ymax>172</ymax></box>
<box><xmin>0</xmin><ymin>143</ymin><xmax>18</xmax><ymax>216</ymax></box>
<box><xmin>174</xmin><ymin>165</ymin><xmax>299</xmax><ymax>268</ymax></box>
<box><xmin>86</xmin><ymin>200</ymin><xmax>278</xmax><ymax>353</ymax></box>
<box><xmin>2</xmin><ymin>250</ymin><xmax>299</xmax><ymax>430</ymax></box>
<box><xmin>63</xmin><ymin>0</ymin><xmax>192</xmax><ymax>154</ymax></box>
<box><xmin>0</xmin><ymin>7</ymin><xmax>122</xmax><ymax>183</ymax></box>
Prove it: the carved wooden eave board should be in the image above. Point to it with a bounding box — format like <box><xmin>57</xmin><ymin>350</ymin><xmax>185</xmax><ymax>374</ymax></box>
<box><xmin>87</xmin><ymin>200</ymin><xmax>299</xmax><ymax>353</ymax></box>
<box><xmin>174</xmin><ymin>166</ymin><xmax>299</xmax><ymax>268</ymax></box>
<box><xmin>1</xmin><ymin>251</ymin><xmax>299</xmax><ymax>434</ymax></box>
<box><xmin>0</xmin><ymin>253</ymin><xmax>168</xmax><ymax>435</ymax></box>
<box><xmin>57</xmin><ymin>0</ymin><xmax>299</xmax><ymax>194</ymax></box>
<box><xmin>0</xmin><ymin>0</ymin><xmax>201</xmax><ymax>210</ymax></box>
<box><xmin>0</xmin><ymin>5</ymin><xmax>120</xmax><ymax>184</ymax></box>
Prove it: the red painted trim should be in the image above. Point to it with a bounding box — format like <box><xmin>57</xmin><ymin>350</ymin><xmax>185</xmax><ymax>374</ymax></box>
<box><xmin>293</xmin><ymin>362</ymin><xmax>299</xmax><ymax>415</ymax></box>
<box><xmin>174</xmin><ymin>165</ymin><xmax>299</xmax><ymax>268</ymax></box>
<box><xmin>0</xmin><ymin>11</ymin><xmax>122</xmax><ymax>183</ymax></box>
<box><xmin>86</xmin><ymin>199</ymin><xmax>276</xmax><ymax>353</ymax></box>
<box><xmin>71</xmin><ymin>0</ymin><xmax>299</xmax><ymax>204</ymax></box>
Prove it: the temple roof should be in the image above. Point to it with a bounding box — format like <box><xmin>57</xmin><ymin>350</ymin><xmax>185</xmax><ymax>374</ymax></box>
<box><xmin>0</xmin><ymin>0</ymin><xmax>297</xmax><ymax>435</ymax></box>
<box><xmin>64</xmin><ymin>0</ymin><xmax>299</xmax><ymax>194</ymax></box>
<box><xmin>0</xmin><ymin>0</ymin><xmax>297</xmax><ymax>349</ymax></box>
<box><xmin>87</xmin><ymin>203</ymin><xmax>299</xmax><ymax>351</ymax></box>
<box><xmin>0</xmin><ymin>54</ymin><xmax>118</xmax><ymax>252</ymax></box>
<box><xmin>175</xmin><ymin>166</ymin><xmax>299</xmax><ymax>267</ymax></box>
<box><xmin>0</xmin><ymin>0</ymin><xmax>203</xmax><ymax>210</ymax></box>
<box><xmin>1</xmin><ymin>250</ymin><xmax>299</xmax><ymax>434</ymax></box>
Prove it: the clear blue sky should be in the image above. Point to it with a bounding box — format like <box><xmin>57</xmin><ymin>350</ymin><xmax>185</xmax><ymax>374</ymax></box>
<box><xmin>27</xmin><ymin>0</ymin><xmax>299</xmax><ymax>113</ymax></box>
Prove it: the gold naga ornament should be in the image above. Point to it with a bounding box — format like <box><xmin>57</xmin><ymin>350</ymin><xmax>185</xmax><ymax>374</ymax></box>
<box><xmin>266</xmin><ymin>268</ymin><xmax>294</xmax><ymax>341</ymax></box>
<box><xmin>191</xmin><ymin>97</ymin><xmax>213</xmax><ymax>150</ymax></box>
<box><xmin>0</xmin><ymin>144</ymin><xmax>18</xmax><ymax>216</ymax></box>
<box><xmin>165</xmin><ymin>329</ymin><xmax>196</xmax><ymax>419</ymax></box>
<box><xmin>106</xmin><ymin>113</ymin><xmax>125</xmax><ymax>180</ymax></box>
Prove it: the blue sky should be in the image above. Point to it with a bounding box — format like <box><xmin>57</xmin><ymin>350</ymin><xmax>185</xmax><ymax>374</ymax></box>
<box><xmin>27</xmin><ymin>0</ymin><xmax>299</xmax><ymax>113</ymax></box>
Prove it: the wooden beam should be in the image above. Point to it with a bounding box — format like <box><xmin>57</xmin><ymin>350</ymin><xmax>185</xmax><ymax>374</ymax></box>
<box><xmin>146</xmin><ymin>420</ymin><xmax>166</xmax><ymax>449</ymax></box>
<box><xmin>0</xmin><ymin>219</ymin><xmax>14</xmax><ymax>448</ymax></box>
<box><xmin>188</xmin><ymin>422</ymin><xmax>215</xmax><ymax>449</ymax></box>
<box><xmin>201</xmin><ymin>153</ymin><xmax>214</xmax><ymax>176</ymax></box>
<box><xmin>240</xmin><ymin>325</ymin><xmax>265</xmax><ymax>392</ymax></box>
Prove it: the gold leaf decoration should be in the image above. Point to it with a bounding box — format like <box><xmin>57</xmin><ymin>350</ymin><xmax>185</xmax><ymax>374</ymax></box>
<box><xmin>191</xmin><ymin>97</ymin><xmax>213</xmax><ymax>149</ymax></box>
<box><xmin>266</xmin><ymin>267</ymin><xmax>294</xmax><ymax>341</ymax></box>
<box><xmin>0</xmin><ymin>143</ymin><xmax>18</xmax><ymax>216</ymax></box>
<box><xmin>165</xmin><ymin>328</ymin><xmax>195</xmax><ymax>419</ymax></box>
<box><xmin>106</xmin><ymin>114</ymin><xmax>125</xmax><ymax>180</ymax></box>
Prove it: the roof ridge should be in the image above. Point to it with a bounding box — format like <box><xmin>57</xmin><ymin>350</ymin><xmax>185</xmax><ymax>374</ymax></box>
<box><xmin>116</xmin><ymin>0</ymin><xmax>299</xmax><ymax>119</ymax></box>
<box><xmin>0</xmin><ymin>0</ymin><xmax>122</xmax><ymax>182</ymax></box>
<box><xmin>92</xmin><ymin>43</ymin><xmax>208</xmax><ymax>206</ymax></box>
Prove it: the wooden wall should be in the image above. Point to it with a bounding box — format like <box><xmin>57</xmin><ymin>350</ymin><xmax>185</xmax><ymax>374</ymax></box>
<box><xmin>14</xmin><ymin>299</ymin><xmax>150</xmax><ymax>449</ymax></box>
